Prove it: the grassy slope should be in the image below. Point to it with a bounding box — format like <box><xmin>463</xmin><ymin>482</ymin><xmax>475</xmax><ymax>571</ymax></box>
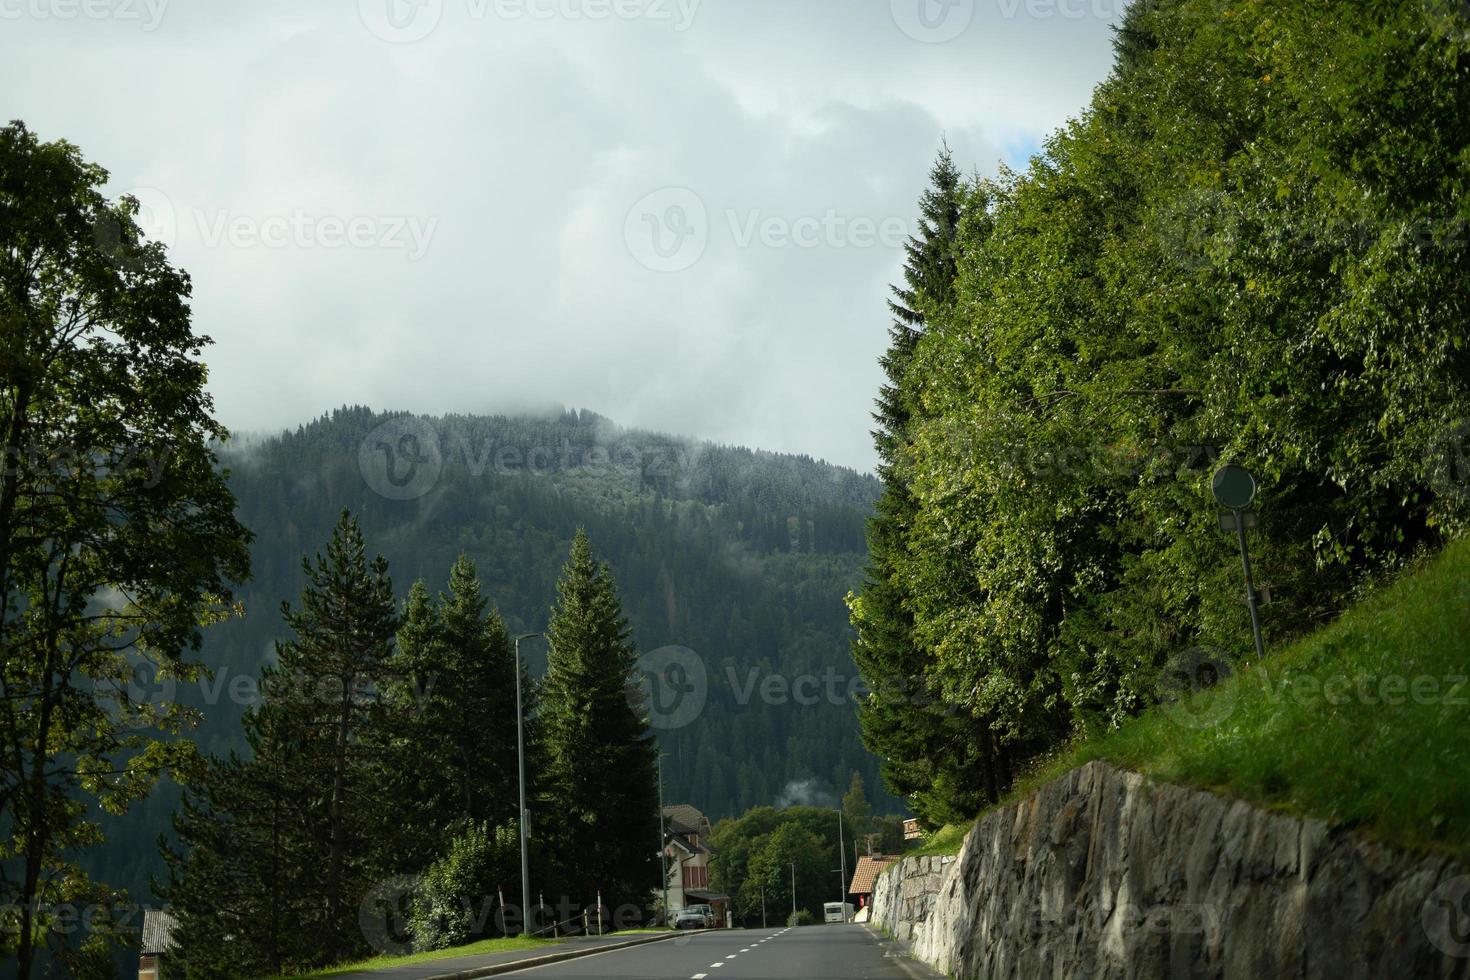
<box><xmin>916</xmin><ymin>537</ymin><xmax>1470</xmax><ymax>863</ymax></box>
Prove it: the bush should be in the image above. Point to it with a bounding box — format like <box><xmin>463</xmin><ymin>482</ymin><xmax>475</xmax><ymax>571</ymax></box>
<box><xmin>411</xmin><ymin>821</ymin><xmax>519</xmax><ymax>951</ymax></box>
<box><xmin>788</xmin><ymin>910</ymin><xmax>815</xmax><ymax>927</ymax></box>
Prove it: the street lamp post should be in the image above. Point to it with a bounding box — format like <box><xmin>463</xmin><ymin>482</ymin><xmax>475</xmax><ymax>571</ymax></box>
<box><xmin>514</xmin><ymin>632</ymin><xmax>541</xmax><ymax>936</ymax></box>
<box><xmin>657</xmin><ymin>752</ymin><xmax>670</xmax><ymax>926</ymax></box>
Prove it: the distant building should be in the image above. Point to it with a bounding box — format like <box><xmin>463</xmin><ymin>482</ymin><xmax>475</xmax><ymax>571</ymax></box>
<box><xmin>902</xmin><ymin>817</ymin><xmax>922</xmax><ymax>841</ymax></box>
<box><xmin>660</xmin><ymin>804</ymin><xmax>728</xmax><ymax>925</ymax></box>
<box><xmin>138</xmin><ymin>909</ymin><xmax>177</xmax><ymax>980</ymax></box>
<box><xmin>847</xmin><ymin>854</ymin><xmax>897</xmax><ymax>915</ymax></box>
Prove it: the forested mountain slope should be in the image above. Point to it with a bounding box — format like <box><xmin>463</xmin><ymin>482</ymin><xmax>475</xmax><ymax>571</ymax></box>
<box><xmin>94</xmin><ymin>406</ymin><xmax>890</xmax><ymax>907</ymax></box>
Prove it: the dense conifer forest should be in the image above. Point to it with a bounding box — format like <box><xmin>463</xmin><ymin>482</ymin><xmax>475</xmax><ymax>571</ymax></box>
<box><xmin>86</xmin><ymin>405</ymin><xmax>894</xmax><ymax>928</ymax></box>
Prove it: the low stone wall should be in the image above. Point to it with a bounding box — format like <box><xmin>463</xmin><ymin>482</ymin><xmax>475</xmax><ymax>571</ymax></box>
<box><xmin>869</xmin><ymin>761</ymin><xmax>1470</xmax><ymax>979</ymax></box>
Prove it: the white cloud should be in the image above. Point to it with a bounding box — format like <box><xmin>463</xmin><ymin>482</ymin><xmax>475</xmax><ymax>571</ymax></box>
<box><xmin>1</xmin><ymin>0</ymin><xmax>1125</xmax><ymax>471</ymax></box>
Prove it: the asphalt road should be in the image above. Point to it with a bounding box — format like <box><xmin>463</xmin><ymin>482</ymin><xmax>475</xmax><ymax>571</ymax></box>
<box><xmin>500</xmin><ymin>925</ymin><xmax>940</xmax><ymax>980</ymax></box>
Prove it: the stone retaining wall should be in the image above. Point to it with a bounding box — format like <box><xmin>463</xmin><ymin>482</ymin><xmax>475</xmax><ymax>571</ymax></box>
<box><xmin>869</xmin><ymin>761</ymin><xmax>1470</xmax><ymax>979</ymax></box>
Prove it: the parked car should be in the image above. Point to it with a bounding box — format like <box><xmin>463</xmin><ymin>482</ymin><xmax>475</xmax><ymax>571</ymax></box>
<box><xmin>673</xmin><ymin>907</ymin><xmax>708</xmax><ymax>930</ymax></box>
<box><xmin>688</xmin><ymin>903</ymin><xmax>716</xmax><ymax>927</ymax></box>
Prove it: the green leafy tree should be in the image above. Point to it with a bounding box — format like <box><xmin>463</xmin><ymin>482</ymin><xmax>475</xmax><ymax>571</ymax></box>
<box><xmin>0</xmin><ymin>121</ymin><xmax>251</xmax><ymax>978</ymax></box>
<box><xmin>410</xmin><ymin>821</ymin><xmax>520</xmax><ymax>951</ymax></box>
<box><xmin>744</xmin><ymin>822</ymin><xmax>831</xmax><ymax>925</ymax></box>
<box><xmin>710</xmin><ymin>804</ymin><xmax>853</xmax><ymax>927</ymax></box>
<box><xmin>888</xmin><ymin>0</ymin><xmax>1470</xmax><ymax>804</ymax></box>
<box><xmin>540</xmin><ymin>529</ymin><xmax>658</xmax><ymax>916</ymax></box>
<box><xmin>848</xmin><ymin>146</ymin><xmax>1002</xmax><ymax>824</ymax></box>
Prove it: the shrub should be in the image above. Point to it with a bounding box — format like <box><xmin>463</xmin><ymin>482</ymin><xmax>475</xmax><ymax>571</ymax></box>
<box><xmin>410</xmin><ymin>821</ymin><xmax>519</xmax><ymax>951</ymax></box>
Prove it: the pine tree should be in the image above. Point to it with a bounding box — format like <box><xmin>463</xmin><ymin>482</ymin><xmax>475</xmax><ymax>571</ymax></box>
<box><xmin>162</xmin><ymin>714</ymin><xmax>317</xmax><ymax>979</ymax></box>
<box><xmin>167</xmin><ymin>511</ymin><xmax>401</xmax><ymax>973</ymax></box>
<box><xmin>379</xmin><ymin>579</ymin><xmax>453</xmax><ymax>873</ymax></box>
<box><xmin>270</xmin><ymin>510</ymin><xmax>399</xmax><ymax>955</ymax></box>
<box><xmin>438</xmin><ymin>555</ymin><xmax>523</xmax><ymax>828</ymax></box>
<box><xmin>540</xmin><ymin>529</ymin><xmax>659</xmax><ymax>917</ymax></box>
<box><xmin>382</xmin><ymin>558</ymin><xmax>529</xmax><ymax>873</ymax></box>
<box><xmin>849</xmin><ymin>145</ymin><xmax>999</xmax><ymax>824</ymax></box>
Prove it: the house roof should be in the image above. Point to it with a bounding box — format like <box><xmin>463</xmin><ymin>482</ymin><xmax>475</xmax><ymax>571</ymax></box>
<box><xmin>141</xmin><ymin>909</ymin><xmax>178</xmax><ymax>955</ymax></box>
<box><xmin>663</xmin><ymin>803</ymin><xmax>714</xmax><ymax>855</ymax></box>
<box><xmin>663</xmin><ymin>804</ymin><xmax>709</xmax><ymax>835</ymax></box>
<box><xmin>847</xmin><ymin>855</ymin><xmax>897</xmax><ymax>896</ymax></box>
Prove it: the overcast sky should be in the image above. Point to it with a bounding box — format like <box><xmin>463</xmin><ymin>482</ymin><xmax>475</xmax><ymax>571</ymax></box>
<box><xmin>4</xmin><ymin>0</ymin><xmax>1128</xmax><ymax>472</ymax></box>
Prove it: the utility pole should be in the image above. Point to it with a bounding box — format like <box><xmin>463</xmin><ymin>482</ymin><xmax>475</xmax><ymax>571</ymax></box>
<box><xmin>836</xmin><ymin>809</ymin><xmax>848</xmax><ymax>922</ymax></box>
<box><xmin>513</xmin><ymin>632</ymin><xmax>541</xmax><ymax>936</ymax></box>
<box><xmin>760</xmin><ymin>884</ymin><xmax>766</xmax><ymax>928</ymax></box>
<box><xmin>657</xmin><ymin>752</ymin><xmax>670</xmax><ymax>925</ymax></box>
<box><xmin>790</xmin><ymin>862</ymin><xmax>797</xmax><ymax>925</ymax></box>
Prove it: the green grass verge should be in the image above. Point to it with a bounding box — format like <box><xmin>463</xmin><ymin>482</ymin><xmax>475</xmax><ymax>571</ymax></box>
<box><xmin>905</xmin><ymin>822</ymin><xmax>969</xmax><ymax>858</ymax></box>
<box><xmin>278</xmin><ymin>936</ymin><xmax>552</xmax><ymax>979</ymax></box>
<box><xmin>1022</xmin><ymin>535</ymin><xmax>1470</xmax><ymax>859</ymax></box>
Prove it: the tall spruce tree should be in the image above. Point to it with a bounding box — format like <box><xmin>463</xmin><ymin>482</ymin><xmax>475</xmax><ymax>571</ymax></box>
<box><xmin>378</xmin><ymin>579</ymin><xmax>452</xmax><ymax>873</ymax></box>
<box><xmin>165</xmin><ymin>511</ymin><xmax>400</xmax><ymax>973</ymax></box>
<box><xmin>268</xmin><ymin>510</ymin><xmax>399</xmax><ymax>959</ymax></box>
<box><xmin>162</xmin><ymin>713</ymin><xmax>317</xmax><ymax>979</ymax></box>
<box><xmin>540</xmin><ymin>529</ymin><xmax>659</xmax><ymax>916</ymax></box>
<box><xmin>381</xmin><ymin>558</ymin><xmax>529</xmax><ymax>874</ymax></box>
<box><xmin>849</xmin><ymin>146</ymin><xmax>998</xmax><ymax>824</ymax></box>
<box><xmin>438</xmin><ymin>556</ymin><xmax>523</xmax><ymax>829</ymax></box>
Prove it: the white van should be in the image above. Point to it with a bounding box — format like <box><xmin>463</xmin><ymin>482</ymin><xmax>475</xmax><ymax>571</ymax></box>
<box><xmin>823</xmin><ymin>902</ymin><xmax>854</xmax><ymax>923</ymax></box>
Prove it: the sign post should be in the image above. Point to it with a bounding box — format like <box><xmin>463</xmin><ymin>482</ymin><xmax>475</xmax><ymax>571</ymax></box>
<box><xmin>1212</xmin><ymin>464</ymin><xmax>1266</xmax><ymax>661</ymax></box>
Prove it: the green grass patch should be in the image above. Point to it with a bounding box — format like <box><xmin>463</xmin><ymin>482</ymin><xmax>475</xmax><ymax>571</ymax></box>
<box><xmin>278</xmin><ymin>935</ymin><xmax>553</xmax><ymax>979</ymax></box>
<box><xmin>1026</xmin><ymin>536</ymin><xmax>1470</xmax><ymax>858</ymax></box>
<box><xmin>905</xmin><ymin>822</ymin><xmax>969</xmax><ymax>858</ymax></box>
